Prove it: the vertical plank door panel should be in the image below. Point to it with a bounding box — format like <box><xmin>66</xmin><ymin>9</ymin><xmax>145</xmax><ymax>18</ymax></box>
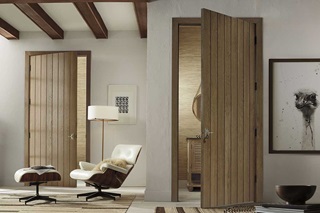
<box><xmin>28</xmin><ymin>52</ymin><xmax>78</xmax><ymax>187</ymax></box>
<box><xmin>201</xmin><ymin>9</ymin><xmax>258</xmax><ymax>207</ymax></box>
<box><xmin>69</xmin><ymin>52</ymin><xmax>78</xmax><ymax>187</ymax></box>
<box><xmin>249</xmin><ymin>23</ymin><xmax>256</xmax><ymax>201</ymax></box>
<box><xmin>58</xmin><ymin>53</ymin><xmax>65</xmax><ymax>185</ymax></box>
<box><xmin>29</xmin><ymin>56</ymin><xmax>36</xmax><ymax>167</ymax></box>
<box><xmin>217</xmin><ymin>13</ymin><xmax>225</xmax><ymax>206</ymax></box>
<box><xmin>243</xmin><ymin>21</ymin><xmax>250</xmax><ymax>201</ymax></box>
<box><xmin>237</xmin><ymin>19</ymin><xmax>245</xmax><ymax>203</ymax></box>
<box><xmin>35</xmin><ymin>55</ymin><xmax>41</xmax><ymax>167</ymax></box>
<box><xmin>224</xmin><ymin>15</ymin><xmax>232</xmax><ymax>204</ymax></box>
<box><xmin>201</xmin><ymin>9</ymin><xmax>212</xmax><ymax>207</ymax></box>
<box><xmin>40</xmin><ymin>54</ymin><xmax>47</xmax><ymax>166</ymax></box>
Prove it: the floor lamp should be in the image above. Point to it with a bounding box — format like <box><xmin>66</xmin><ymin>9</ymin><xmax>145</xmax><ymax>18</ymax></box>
<box><xmin>88</xmin><ymin>106</ymin><xmax>119</xmax><ymax>161</ymax></box>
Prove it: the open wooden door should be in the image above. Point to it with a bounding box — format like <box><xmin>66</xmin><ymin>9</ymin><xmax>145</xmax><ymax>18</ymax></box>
<box><xmin>27</xmin><ymin>52</ymin><xmax>77</xmax><ymax>187</ymax></box>
<box><xmin>201</xmin><ymin>9</ymin><xmax>262</xmax><ymax>207</ymax></box>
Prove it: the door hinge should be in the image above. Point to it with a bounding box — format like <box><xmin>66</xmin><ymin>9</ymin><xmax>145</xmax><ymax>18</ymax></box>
<box><xmin>255</xmin><ymin>128</ymin><xmax>257</xmax><ymax>137</ymax></box>
<box><xmin>255</xmin><ymin>82</ymin><xmax>258</xmax><ymax>91</ymax></box>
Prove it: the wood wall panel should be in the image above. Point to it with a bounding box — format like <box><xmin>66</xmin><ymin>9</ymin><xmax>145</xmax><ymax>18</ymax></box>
<box><xmin>46</xmin><ymin>54</ymin><xmax>53</xmax><ymax>177</ymax></box>
<box><xmin>178</xmin><ymin>25</ymin><xmax>201</xmax><ymax>180</ymax></box>
<box><xmin>249</xmin><ymin>23</ymin><xmax>256</xmax><ymax>201</ymax></box>
<box><xmin>237</xmin><ymin>19</ymin><xmax>244</xmax><ymax>203</ymax></box>
<box><xmin>52</xmin><ymin>53</ymin><xmax>59</xmax><ymax>186</ymax></box>
<box><xmin>230</xmin><ymin>17</ymin><xmax>239</xmax><ymax>204</ymax></box>
<box><xmin>69</xmin><ymin>52</ymin><xmax>77</xmax><ymax>187</ymax></box>
<box><xmin>217</xmin><ymin>13</ymin><xmax>225</xmax><ymax>205</ymax></box>
<box><xmin>35</xmin><ymin>55</ymin><xmax>41</xmax><ymax>166</ymax></box>
<box><xmin>58</xmin><ymin>53</ymin><xmax>64</xmax><ymax>185</ymax></box>
<box><xmin>243</xmin><ymin>21</ymin><xmax>250</xmax><ymax>201</ymax></box>
<box><xmin>77</xmin><ymin>57</ymin><xmax>87</xmax><ymax>165</ymax></box>
<box><xmin>29</xmin><ymin>56</ymin><xmax>36</xmax><ymax>166</ymax></box>
<box><xmin>63</xmin><ymin>53</ymin><xmax>71</xmax><ymax>186</ymax></box>
<box><xmin>224</xmin><ymin>16</ymin><xmax>231</xmax><ymax>204</ymax></box>
<box><xmin>201</xmin><ymin>10</ymin><xmax>212</xmax><ymax>206</ymax></box>
<box><xmin>40</xmin><ymin>54</ymin><xmax>47</xmax><ymax>166</ymax></box>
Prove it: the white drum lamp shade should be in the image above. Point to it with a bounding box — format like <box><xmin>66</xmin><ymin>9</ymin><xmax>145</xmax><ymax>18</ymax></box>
<box><xmin>88</xmin><ymin>106</ymin><xmax>119</xmax><ymax>121</ymax></box>
<box><xmin>88</xmin><ymin>106</ymin><xmax>119</xmax><ymax>160</ymax></box>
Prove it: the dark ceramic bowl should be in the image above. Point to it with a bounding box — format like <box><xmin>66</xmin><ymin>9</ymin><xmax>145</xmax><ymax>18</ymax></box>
<box><xmin>275</xmin><ymin>185</ymin><xmax>317</xmax><ymax>205</ymax></box>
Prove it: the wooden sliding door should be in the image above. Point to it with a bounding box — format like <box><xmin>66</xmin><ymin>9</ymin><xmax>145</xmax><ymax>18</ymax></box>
<box><xmin>27</xmin><ymin>52</ymin><xmax>77</xmax><ymax>187</ymax></box>
<box><xmin>201</xmin><ymin>9</ymin><xmax>261</xmax><ymax>207</ymax></box>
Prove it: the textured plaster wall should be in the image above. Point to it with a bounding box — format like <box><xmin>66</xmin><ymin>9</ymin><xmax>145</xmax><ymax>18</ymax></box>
<box><xmin>146</xmin><ymin>0</ymin><xmax>320</xmax><ymax>202</ymax></box>
<box><xmin>0</xmin><ymin>31</ymin><xmax>147</xmax><ymax>187</ymax></box>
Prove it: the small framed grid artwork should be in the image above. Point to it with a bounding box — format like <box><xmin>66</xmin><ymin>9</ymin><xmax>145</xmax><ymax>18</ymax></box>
<box><xmin>108</xmin><ymin>85</ymin><xmax>137</xmax><ymax>124</ymax></box>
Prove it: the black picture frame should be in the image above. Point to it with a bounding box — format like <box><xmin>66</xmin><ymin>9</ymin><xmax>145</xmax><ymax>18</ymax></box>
<box><xmin>269</xmin><ymin>58</ymin><xmax>320</xmax><ymax>153</ymax></box>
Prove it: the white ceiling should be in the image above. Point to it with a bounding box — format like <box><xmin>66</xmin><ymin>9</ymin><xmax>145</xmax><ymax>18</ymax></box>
<box><xmin>0</xmin><ymin>3</ymin><xmax>139</xmax><ymax>32</ymax></box>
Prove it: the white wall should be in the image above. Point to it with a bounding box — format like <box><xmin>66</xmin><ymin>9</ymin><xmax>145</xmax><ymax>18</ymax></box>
<box><xmin>146</xmin><ymin>0</ymin><xmax>320</xmax><ymax>202</ymax></box>
<box><xmin>0</xmin><ymin>30</ymin><xmax>147</xmax><ymax>187</ymax></box>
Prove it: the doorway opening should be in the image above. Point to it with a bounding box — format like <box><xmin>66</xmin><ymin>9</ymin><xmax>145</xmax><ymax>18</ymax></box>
<box><xmin>172</xmin><ymin>18</ymin><xmax>202</xmax><ymax>203</ymax></box>
<box><xmin>172</xmin><ymin>15</ymin><xmax>263</xmax><ymax>205</ymax></box>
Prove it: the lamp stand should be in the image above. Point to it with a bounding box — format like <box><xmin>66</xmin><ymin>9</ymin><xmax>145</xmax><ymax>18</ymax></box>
<box><xmin>101</xmin><ymin>120</ymin><xmax>105</xmax><ymax>161</ymax></box>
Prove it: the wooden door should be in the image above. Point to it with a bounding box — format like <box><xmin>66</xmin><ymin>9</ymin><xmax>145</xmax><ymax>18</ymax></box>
<box><xmin>28</xmin><ymin>52</ymin><xmax>77</xmax><ymax>187</ymax></box>
<box><xmin>201</xmin><ymin>9</ymin><xmax>259</xmax><ymax>207</ymax></box>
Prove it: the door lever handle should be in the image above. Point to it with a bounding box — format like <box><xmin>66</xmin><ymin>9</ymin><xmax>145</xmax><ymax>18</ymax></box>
<box><xmin>68</xmin><ymin>133</ymin><xmax>77</xmax><ymax>140</ymax></box>
<box><xmin>202</xmin><ymin>128</ymin><xmax>213</xmax><ymax>139</ymax></box>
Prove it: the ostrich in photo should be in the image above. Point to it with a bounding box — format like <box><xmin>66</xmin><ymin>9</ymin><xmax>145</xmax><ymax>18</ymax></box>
<box><xmin>294</xmin><ymin>89</ymin><xmax>318</xmax><ymax>150</ymax></box>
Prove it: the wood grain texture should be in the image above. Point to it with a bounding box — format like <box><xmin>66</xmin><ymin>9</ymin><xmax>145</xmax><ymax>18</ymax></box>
<box><xmin>40</xmin><ymin>54</ymin><xmax>47</xmax><ymax>166</ymax></box>
<box><xmin>69</xmin><ymin>52</ymin><xmax>77</xmax><ymax>187</ymax></box>
<box><xmin>201</xmin><ymin>9</ymin><xmax>212</xmax><ymax>207</ymax></box>
<box><xmin>171</xmin><ymin>18</ymin><xmax>179</xmax><ymax>202</ymax></box>
<box><xmin>25</xmin><ymin>51</ymin><xmax>91</xmax><ymax>188</ymax></box>
<box><xmin>134</xmin><ymin>2</ymin><xmax>147</xmax><ymax>38</ymax></box>
<box><xmin>209</xmin><ymin>11</ymin><xmax>218</xmax><ymax>207</ymax></box>
<box><xmin>28</xmin><ymin>52</ymin><xmax>77</xmax><ymax>187</ymax></box>
<box><xmin>243</xmin><ymin>21</ymin><xmax>250</xmax><ymax>201</ymax></box>
<box><xmin>0</xmin><ymin>17</ymin><xmax>19</xmax><ymax>39</ymax></box>
<box><xmin>29</xmin><ymin>56</ymin><xmax>36</xmax><ymax>167</ymax></box>
<box><xmin>224</xmin><ymin>15</ymin><xmax>231</xmax><ymax>205</ymax></box>
<box><xmin>172</xmin><ymin>16</ymin><xmax>263</xmax><ymax>205</ymax></box>
<box><xmin>237</xmin><ymin>19</ymin><xmax>244</xmax><ymax>203</ymax></box>
<box><xmin>217</xmin><ymin>13</ymin><xmax>225</xmax><ymax>205</ymax></box>
<box><xmin>201</xmin><ymin>10</ymin><xmax>259</xmax><ymax>207</ymax></box>
<box><xmin>46</xmin><ymin>54</ymin><xmax>53</xmax><ymax>186</ymax></box>
<box><xmin>230</xmin><ymin>17</ymin><xmax>238</xmax><ymax>204</ymax></box>
<box><xmin>74</xmin><ymin>2</ymin><xmax>108</xmax><ymax>39</ymax></box>
<box><xmin>14</xmin><ymin>3</ymin><xmax>63</xmax><ymax>39</ymax></box>
<box><xmin>249</xmin><ymin>23</ymin><xmax>256</xmax><ymax>201</ymax></box>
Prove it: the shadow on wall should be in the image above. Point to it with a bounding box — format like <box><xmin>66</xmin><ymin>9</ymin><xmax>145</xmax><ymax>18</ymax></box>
<box><xmin>0</xmin><ymin>121</ymin><xmax>7</xmax><ymax>185</ymax></box>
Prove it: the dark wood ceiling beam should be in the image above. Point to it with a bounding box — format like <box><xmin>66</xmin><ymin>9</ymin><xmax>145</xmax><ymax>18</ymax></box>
<box><xmin>134</xmin><ymin>2</ymin><xmax>147</xmax><ymax>38</ymax></box>
<box><xmin>0</xmin><ymin>18</ymin><xmax>19</xmax><ymax>39</ymax></box>
<box><xmin>14</xmin><ymin>3</ymin><xmax>64</xmax><ymax>39</ymax></box>
<box><xmin>0</xmin><ymin>0</ymin><xmax>148</xmax><ymax>3</ymax></box>
<box><xmin>74</xmin><ymin>2</ymin><xmax>107</xmax><ymax>39</ymax></box>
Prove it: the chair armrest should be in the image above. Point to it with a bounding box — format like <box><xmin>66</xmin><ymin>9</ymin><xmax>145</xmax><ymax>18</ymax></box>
<box><xmin>79</xmin><ymin>161</ymin><xmax>96</xmax><ymax>171</ymax></box>
<box><xmin>100</xmin><ymin>163</ymin><xmax>132</xmax><ymax>174</ymax></box>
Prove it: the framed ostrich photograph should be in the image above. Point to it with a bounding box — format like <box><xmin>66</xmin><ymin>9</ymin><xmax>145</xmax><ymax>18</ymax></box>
<box><xmin>269</xmin><ymin>58</ymin><xmax>320</xmax><ymax>153</ymax></box>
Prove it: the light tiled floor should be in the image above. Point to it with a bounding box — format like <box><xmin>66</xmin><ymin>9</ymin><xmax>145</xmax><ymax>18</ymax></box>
<box><xmin>0</xmin><ymin>185</ymin><xmax>200</xmax><ymax>213</ymax></box>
